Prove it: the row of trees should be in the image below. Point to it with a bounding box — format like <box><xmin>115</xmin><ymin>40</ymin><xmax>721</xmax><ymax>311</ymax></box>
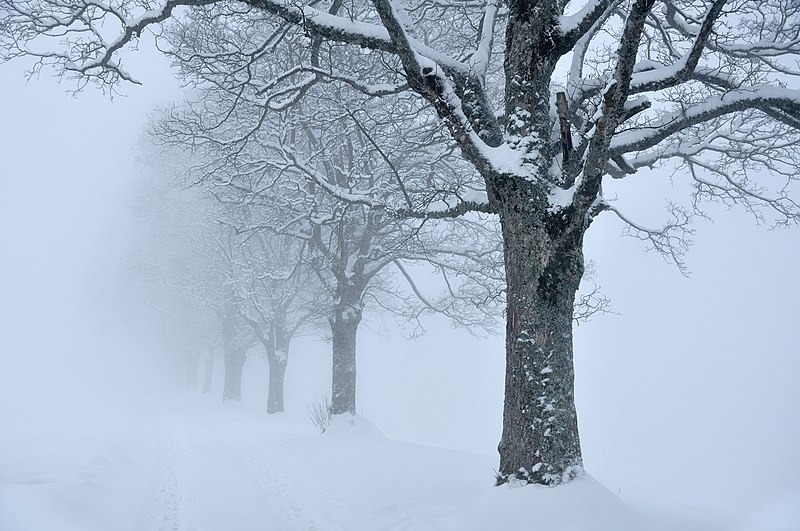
<box><xmin>4</xmin><ymin>0</ymin><xmax>799</xmax><ymax>486</ymax></box>
<box><xmin>131</xmin><ymin>95</ymin><xmax>509</xmax><ymax>418</ymax></box>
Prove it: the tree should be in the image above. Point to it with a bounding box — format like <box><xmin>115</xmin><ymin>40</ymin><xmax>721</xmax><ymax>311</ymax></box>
<box><xmin>126</xmin><ymin>154</ymin><xmax>228</xmax><ymax>393</ymax></box>
<box><xmin>4</xmin><ymin>0</ymin><xmax>799</xmax><ymax>485</ymax></box>
<box><xmin>133</xmin><ymin>170</ymin><xmax>258</xmax><ymax>402</ymax></box>
<box><xmin>165</xmin><ymin>212</ymin><xmax>255</xmax><ymax>402</ymax></box>
<box><xmin>130</xmin><ymin>146</ymin><xmax>311</xmax><ymax>406</ymax></box>
<box><xmin>233</xmin><ymin>230</ymin><xmax>325</xmax><ymax>413</ymax></box>
<box><xmin>159</xmin><ymin>93</ymin><xmax>505</xmax><ymax>415</ymax></box>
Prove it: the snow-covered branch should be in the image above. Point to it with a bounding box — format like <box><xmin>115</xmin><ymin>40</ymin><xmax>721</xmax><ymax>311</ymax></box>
<box><xmin>629</xmin><ymin>0</ymin><xmax>727</xmax><ymax>94</ymax></box>
<box><xmin>559</xmin><ymin>0</ymin><xmax>615</xmax><ymax>51</ymax></box>
<box><xmin>611</xmin><ymin>86</ymin><xmax>800</xmax><ymax>156</ymax></box>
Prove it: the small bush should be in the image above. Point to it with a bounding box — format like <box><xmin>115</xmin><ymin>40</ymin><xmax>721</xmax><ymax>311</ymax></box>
<box><xmin>306</xmin><ymin>395</ymin><xmax>332</xmax><ymax>433</ymax></box>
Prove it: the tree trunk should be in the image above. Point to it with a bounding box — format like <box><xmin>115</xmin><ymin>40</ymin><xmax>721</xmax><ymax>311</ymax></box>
<box><xmin>185</xmin><ymin>351</ymin><xmax>200</xmax><ymax>390</ymax></box>
<box><xmin>221</xmin><ymin>309</ymin><xmax>246</xmax><ymax>402</ymax></box>
<box><xmin>266</xmin><ymin>324</ymin><xmax>289</xmax><ymax>414</ymax></box>
<box><xmin>503</xmin><ymin>0</ymin><xmax>559</xmax><ymax>154</ymax></box>
<box><xmin>266</xmin><ymin>354</ymin><xmax>287</xmax><ymax>413</ymax></box>
<box><xmin>201</xmin><ymin>349</ymin><xmax>214</xmax><ymax>394</ymax></box>
<box><xmin>223</xmin><ymin>350</ymin><xmax>245</xmax><ymax>401</ymax></box>
<box><xmin>329</xmin><ymin>290</ymin><xmax>362</xmax><ymax>415</ymax></box>
<box><xmin>491</xmin><ymin>177</ymin><xmax>586</xmax><ymax>486</ymax></box>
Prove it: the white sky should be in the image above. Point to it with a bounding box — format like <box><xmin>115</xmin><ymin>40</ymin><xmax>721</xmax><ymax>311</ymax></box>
<box><xmin>1</xmin><ymin>39</ymin><xmax>799</xmax><ymax>523</ymax></box>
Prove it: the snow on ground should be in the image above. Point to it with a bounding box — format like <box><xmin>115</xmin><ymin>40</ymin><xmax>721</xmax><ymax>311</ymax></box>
<box><xmin>0</xmin><ymin>393</ymin><xmax>792</xmax><ymax>531</ymax></box>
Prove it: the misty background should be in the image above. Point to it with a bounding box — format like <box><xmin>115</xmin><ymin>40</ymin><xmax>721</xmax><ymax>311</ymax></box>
<box><xmin>1</xmin><ymin>43</ymin><xmax>799</xmax><ymax>525</ymax></box>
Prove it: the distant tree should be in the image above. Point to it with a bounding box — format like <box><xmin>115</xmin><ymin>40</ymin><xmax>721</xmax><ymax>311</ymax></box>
<box><xmin>233</xmin><ymin>230</ymin><xmax>325</xmax><ymax>413</ymax></box>
<box><xmin>191</xmin><ymin>216</ymin><xmax>274</xmax><ymax>402</ymax></box>
<box><xmin>162</xmin><ymin>94</ymin><xmax>505</xmax><ymax>415</ymax></box>
<box><xmin>4</xmin><ymin>0</ymin><xmax>799</xmax><ymax>486</ymax></box>
<box><xmin>129</xmin><ymin>158</ymin><xmax>259</xmax><ymax>402</ymax></box>
<box><xmin>126</xmin><ymin>159</ymin><xmax>224</xmax><ymax>391</ymax></box>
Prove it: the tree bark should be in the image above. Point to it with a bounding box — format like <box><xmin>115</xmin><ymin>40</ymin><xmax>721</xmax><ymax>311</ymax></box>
<box><xmin>221</xmin><ymin>309</ymin><xmax>246</xmax><ymax>402</ymax></box>
<box><xmin>266</xmin><ymin>354</ymin><xmax>287</xmax><ymax>413</ymax></box>
<box><xmin>491</xmin><ymin>176</ymin><xmax>586</xmax><ymax>486</ymax></box>
<box><xmin>266</xmin><ymin>323</ymin><xmax>289</xmax><ymax>414</ymax></box>
<box><xmin>223</xmin><ymin>351</ymin><xmax>245</xmax><ymax>401</ymax></box>
<box><xmin>503</xmin><ymin>0</ymin><xmax>559</xmax><ymax>154</ymax></box>
<box><xmin>329</xmin><ymin>288</ymin><xmax>362</xmax><ymax>415</ymax></box>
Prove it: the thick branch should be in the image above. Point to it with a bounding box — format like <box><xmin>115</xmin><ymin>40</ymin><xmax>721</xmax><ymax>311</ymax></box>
<box><xmin>611</xmin><ymin>86</ymin><xmax>800</xmax><ymax>156</ymax></box>
<box><xmin>630</xmin><ymin>0</ymin><xmax>728</xmax><ymax>94</ymax></box>
<box><xmin>558</xmin><ymin>0</ymin><xmax>615</xmax><ymax>53</ymax></box>
<box><xmin>396</xmin><ymin>200</ymin><xmax>496</xmax><ymax>219</ymax></box>
<box><xmin>573</xmin><ymin>0</ymin><xmax>656</xmax><ymax>214</ymax></box>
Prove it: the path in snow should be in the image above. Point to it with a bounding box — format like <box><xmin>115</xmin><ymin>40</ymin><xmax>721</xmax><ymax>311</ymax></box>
<box><xmin>2</xmin><ymin>394</ymin><xmax>748</xmax><ymax>531</ymax></box>
<box><xmin>145</xmin><ymin>406</ymin><xmax>335</xmax><ymax>531</ymax></box>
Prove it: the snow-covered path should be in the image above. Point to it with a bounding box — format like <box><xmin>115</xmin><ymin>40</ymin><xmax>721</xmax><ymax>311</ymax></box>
<box><xmin>1</xmin><ymin>394</ymin><xmax>748</xmax><ymax>531</ymax></box>
<box><xmin>1</xmin><ymin>397</ymin><xmax>334</xmax><ymax>531</ymax></box>
<box><xmin>145</xmin><ymin>410</ymin><xmax>332</xmax><ymax>531</ymax></box>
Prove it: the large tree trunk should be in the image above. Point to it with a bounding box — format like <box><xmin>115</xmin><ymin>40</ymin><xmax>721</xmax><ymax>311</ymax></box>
<box><xmin>223</xmin><ymin>350</ymin><xmax>245</xmax><ymax>401</ymax></box>
<box><xmin>266</xmin><ymin>353</ymin><xmax>287</xmax><ymax>413</ymax></box>
<box><xmin>266</xmin><ymin>323</ymin><xmax>289</xmax><ymax>414</ymax></box>
<box><xmin>491</xmin><ymin>177</ymin><xmax>586</xmax><ymax>486</ymax></box>
<box><xmin>329</xmin><ymin>288</ymin><xmax>362</xmax><ymax>415</ymax></box>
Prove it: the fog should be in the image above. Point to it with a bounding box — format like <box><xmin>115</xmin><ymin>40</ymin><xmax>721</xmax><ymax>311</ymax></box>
<box><xmin>2</xmin><ymin>45</ymin><xmax>799</xmax><ymax>531</ymax></box>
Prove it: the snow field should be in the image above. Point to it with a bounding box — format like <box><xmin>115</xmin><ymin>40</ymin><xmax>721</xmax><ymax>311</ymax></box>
<box><xmin>4</xmin><ymin>394</ymin><xmax>764</xmax><ymax>531</ymax></box>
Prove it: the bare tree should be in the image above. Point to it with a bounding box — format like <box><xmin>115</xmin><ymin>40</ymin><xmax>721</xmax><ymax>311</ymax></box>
<box><xmin>131</xmin><ymin>153</ymin><xmax>311</xmax><ymax>406</ymax></box>
<box><xmin>233</xmin><ymin>231</ymin><xmax>325</xmax><ymax>413</ymax></box>
<box><xmin>164</xmin><ymin>95</ymin><xmax>505</xmax><ymax>415</ymax></box>
<box><xmin>4</xmin><ymin>0</ymin><xmax>799</xmax><ymax>486</ymax></box>
<box><xmin>126</xmin><ymin>155</ymin><xmax>228</xmax><ymax>393</ymax></box>
<box><xmin>189</xmin><ymin>222</ymin><xmax>257</xmax><ymax>402</ymax></box>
